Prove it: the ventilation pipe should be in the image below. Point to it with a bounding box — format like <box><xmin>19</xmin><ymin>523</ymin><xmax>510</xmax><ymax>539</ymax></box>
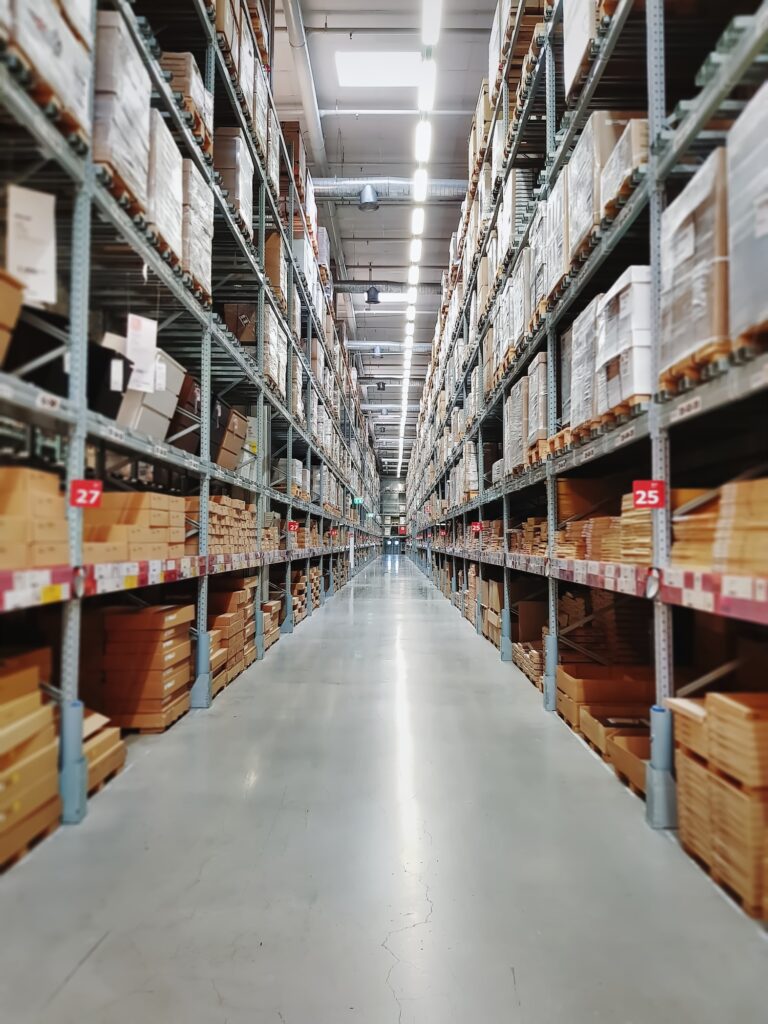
<box><xmin>313</xmin><ymin>177</ymin><xmax>468</xmax><ymax>204</ymax></box>
<box><xmin>335</xmin><ymin>280</ymin><xmax>442</xmax><ymax>295</ymax></box>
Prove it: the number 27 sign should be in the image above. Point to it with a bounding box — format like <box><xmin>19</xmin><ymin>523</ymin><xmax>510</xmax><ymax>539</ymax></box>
<box><xmin>69</xmin><ymin>480</ymin><xmax>103</xmax><ymax>507</ymax></box>
<box><xmin>633</xmin><ymin>479</ymin><xmax>666</xmax><ymax>509</ymax></box>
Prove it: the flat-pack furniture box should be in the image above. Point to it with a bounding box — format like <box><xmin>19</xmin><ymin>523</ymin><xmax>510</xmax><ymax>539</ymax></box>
<box><xmin>215</xmin><ymin>127</ymin><xmax>254</xmax><ymax>237</ymax></box>
<box><xmin>182</xmin><ymin>160</ymin><xmax>214</xmax><ymax>295</ymax></box>
<box><xmin>147</xmin><ymin>109</ymin><xmax>183</xmax><ymax>259</ymax></box>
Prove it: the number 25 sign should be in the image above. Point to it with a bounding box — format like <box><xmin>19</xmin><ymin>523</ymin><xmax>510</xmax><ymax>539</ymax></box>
<box><xmin>69</xmin><ymin>480</ymin><xmax>103</xmax><ymax>507</ymax></box>
<box><xmin>633</xmin><ymin>479</ymin><xmax>666</xmax><ymax>509</ymax></box>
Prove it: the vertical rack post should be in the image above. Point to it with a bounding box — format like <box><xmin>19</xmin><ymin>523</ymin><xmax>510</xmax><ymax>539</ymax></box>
<box><xmin>282</xmin><ymin>145</ymin><xmax>296</xmax><ymax>633</ymax></box>
<box><xmin>544</xmin><ymin>325</ymin><xmax>559</xmax><ymax>711</ymax></box>
<box><xmin>645</xmin><ymin>0</ymin><xmax>676</xmax><ymax>828</ymax></box>
<box><xmin>191</xmin><ymin>325</ymin><xmax>212</xmax><ymax>709</ymax></box>
<box><xmin>501</xmin><ymin>486</ymin><xmax>512</xmax><ymax>661</ymax></box>
<box><xmin>60</xmin><ymin>174</ymin><xmax>92</xmax><ymax>825</ymax></box>
<box><xmin>256</xmin><ymin>178</ymin><xmax>268</xmax><ymax>653</ymax></box>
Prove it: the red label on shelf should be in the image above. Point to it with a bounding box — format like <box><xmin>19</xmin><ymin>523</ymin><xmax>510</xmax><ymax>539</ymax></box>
<box><xmin>439</xmin><ymin>529</ymin><xmax>446</xmax><ymax>537</ymax></box>
<box><xmin>69</xmin><ymin>480</ymin><xmax>103</xmax><ymax>507</ymax></box>
<box><xmin>470</xmin><ymin>521</ymin><xmax>482</xmax><ymax>533</ymax></box>
<box><xmin>330</xmin><ymin>528</ymin><xmax>338</xmax><ymax>537</ymax></box>
<box><xmin>287</xmin><ymin>520</ymin><xmax>299</xmax><ymax>533</ymax></box>
<box><xmin>632</xmin><ymin>480</ymin><xmax>666</xmax><ymax>509</ymax></box>
<box><xmin>398</xmin><ymin>526</ymin><xmax>406</xmax><ymax>535</ymax></box>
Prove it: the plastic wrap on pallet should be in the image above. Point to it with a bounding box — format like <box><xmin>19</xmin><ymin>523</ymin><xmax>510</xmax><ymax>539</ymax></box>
<box><xmin>560</xmin><ymin>327</ymin><xmax>572</xmax><ymax>427</ymax></box>
<box><xmin>182</xmin><ymin>160</ymin><xmax>214</xmax><ymax>294</ymax></box>
<box><xmin>570</xmin><ymin>294</ymin><xmax>602</xmax><ymax>429</ymax></box>
<box><xmin>488</xmin><ymin>0</ymin><xmax>501</xmax><ymax>89</ymax></box>
<box><xmin>147</xmin><ymin>110</ymin><xmax>183</xmax><ymax>259</ymax></box>
<box><xmin>478</xmin><ymin>164</ymin><xmax>494</xmax><ymax>229</ymax></box>
<box><xmin>216</xmin><ymin>0</ymin><xmax>238</xmax><ymax>59</ymax></box>
<box><xmin>267</xmin><ymin>109</ymin><xmax>281</xmax><ymax>197</ymax></box>
<box><xmin>728</xmin><ymin>82</ymin><xmax>768</xmax><ymax>341</ymax></box>
<box><xmin>594</xmin><ymin>267</ymin><xmax>652</xmax><ymax>414</ymax></box>
<box><xmin>510</xmin><ymin>247</ymin><xmax>531</xmax><ymax>351</ymax></box>
<box><xmin>563</xmin><ymin>0</ymin><xmax>596</xmax><ymax>100</ymax></box>
<box><xmin>526</xmin><ymin>352</ymin><xmax>548</xmax><ymax>447</ymax></box>
<box><xmin>528</xmin><ymin>203</ymin><xmax>547</xmax><ymax>320</ymax></box>
<box><xmin>13</xmin><ymin>0</ymin><xmax>92</xmax><ymax>138</ymax></box>
<box><xmin>253</xmin><ymin>57</ymin><xmax>269</xmax><ymax>154</ymax></box>
<box><xmin>59</xmin><ymin>0</ymin><xmax>94</xmax><ymax>50</ymax></box>
<box><xmin>568</xmin><ymin>112</ymin><xmax>633</xmax><ymax>261</ymax></box>
<box><xmin>507</xmin><ymin>377</ymin><xmax>529</xmax><ymax>472</ymax></box>
<box><xmin>545</xmin><ymin>166</ymin><xmax>569</xmax><ymax>300</ymax></box>
<box><xmin>94</xmin><ymin>12</ymin><xmax>151</xmax><ymax>205</ymax></box>
<box><xmin>215</xmin><ymin>128</ymin><xmax>254</xmax><ymax>237</ymax></box>
<box><xmin>600</xmin><ymin>118</ymin><xmax>649</xmax><ymax>218</ymax></box>
<box><xmin>660</xmin><ymin>148</ymin><xmax>729</xmax><ymax>377</ymax></box>
<box><xmin>160</xmin><ymin>52</ymin><xmax>209</xmax><ymax>134</ymax></box>
<box><xmin>239</xmin><ymin>16</ymin><xmax>256</xmax><ymax>122</ymax></box>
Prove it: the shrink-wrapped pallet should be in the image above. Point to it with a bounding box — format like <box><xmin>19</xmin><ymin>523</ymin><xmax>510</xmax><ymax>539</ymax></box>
<box><xmin>94</xmin><ymin>12</ymin><xmax>151</xmax><ymax>206</ymax></box>
<box><xmin>239</xmin><ymin>15</ymin><xmax>256</xmax><ymax>122</ymax></box>
<box><xmin>601</xmin><ymin>118</ymin><xmax>649</xmax><ymax>218</ymax></box>
<box><xmin>563</xmin><ymin>0</ymin><xmax>596</xmax><ymax>100</ymax></box>
<box><xmin>508</xmin><ymin>376</ymin><xmax>529</xmax><ymax>472</ymax></box>
<box><xmin>728</xmin><ymin>82</ymin><xmax>768</xmax><ymax>340</ymax></box>
<box><xmin>568</xmin><ymin>112</ymin><xmax>633</xmax><ymax>260</ymax></box>
<box><xmin>160</xmin><ymin>52</ymin><xmax>212</xmax><ymax>139</ymax></box>
<box><xmin>147</xmin><ymin>110</ymin><xmax>183</xmax><ymax>260</ymax></box>
<box><xmin>510</xmin><ymin>247</ymin><xmax>531</xmax><ymax>352</ymax></box>
<box><xmin>291</xmin><ymin>359</ymin><xmax>304</xmax><ymax>424</ymax></box>
<box><xmin>215</xmin><ymin>128</ymin><xmax>254</xmax><ymax>237</ymax></box>
<box><xmin>595</xmin><ymin>266</ymin><xmax>651</xmax><ymax>414</ymax></box>
<box><xmin>182</xmin><ymin>160</ymin><xmax>214</xmax><ymax>294</ymax></box>
<box><xmin>253</xmin><ymin>57</ymin><xmax>269</xmax><ymax>155</ymax></box>
<box><xmin>526</xmin><ymin>352</ymin><xmax>548</xmax><ymax>447</ymax></box>
<box><xmin>263</xmin><ymin>305</ymin><xmax>282</xmax><ymax>395</ymax></box>
<box><xmin>267</xmin><ymin>108</ymin><xmax>281</xmax><ymax>196</ymax></box>
<box><xmin>545</xmin><ymin>166</ymin><xmax>569</xmax><ymax>300</ymax></box>
<box><xmin>528</xmin><ymin>203</ymin><xmax>547</xmax><ymax>322</ymax></box>
<box><xmin>570</xmin><ymin>294</ymin><xmax>602</xmax><ymax>429</ymax></box>
<box><xmin>660</xmin><ymin>148</ymin><xmax>729</xmax><ymax>379</ymax></box>
<box><xmin>560</xmin><ymin>328</ymin><xmax>572</xmax><ymax>427</ymax></box>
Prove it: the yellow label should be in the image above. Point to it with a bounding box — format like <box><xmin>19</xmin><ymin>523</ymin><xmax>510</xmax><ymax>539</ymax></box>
<box><xmin>123</xmin><ymin>575</ymin><xmax>138</xmax><ymax>589</ymax></box>
<box><xmin>40</xmin><ymin>584</ymin><xmax>62</xmax><ymax>604</ymax></box>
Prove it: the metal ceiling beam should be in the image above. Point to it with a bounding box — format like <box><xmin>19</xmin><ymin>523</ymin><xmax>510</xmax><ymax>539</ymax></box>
<box><xmin>335</xmin><ymin>280</ymin><xmax>441</xmax><ymax>294</ymax></box>
<box><xmin>346</xmin><ymin>341</ymin><xmax>431</xmax><ymax>351</ymax></box>
<box><xmin>362</xmin><ymin>404</ymin><xmax>421</xmax><ymax>411</ymax></box>
<box><xmin>317</xmin><ymin>108</ymin><xmax>473</xmax><ymax>116</ymax></box>
<box><xmin>313</xmin><ymin>177</ymin><xmax>467</xmax><ymax>203</ymax></box>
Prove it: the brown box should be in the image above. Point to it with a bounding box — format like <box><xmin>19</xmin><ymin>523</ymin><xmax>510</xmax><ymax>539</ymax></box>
<box><xmin>223</xmin><ymin>303</ymin><xmax>257</xmax><ymax>344</ymax></box>
<box><xmin>556</xmin><ymin>664</ymin><xmax>653</xmax><ymax>704</ymax></box>
<box><xmin>706</xmin><ymin>692</ymin><xmax>768</xmax><ymax>788</ymax></box>
<box><xmin>101</xmin><ymin>661</ymin><xmax>191</xmax><ymax>701</ymax></box>
<box><xmin>0</xmin><ymin>667</ymin><xmax>41</xmax><ymax>706</ymax></box>
<box><xmin>579</xmin><ymin>706</ymin><xmax>650</xmax><ymax>755</ymax></box>
<box><xmin>103</xmin><ymin>639</ymin><xmax>191</xmax><ymax>672</ymax></box>
<box><xmin>103</xmin><ymin>604</ymin><xmax>195</xmax><ymax>632</ymax></box>
<box><xmin>0</xmin><ymin>269</ymin><xmax>24</xmax><ymax>336</ymax></box>
<box><xmin>208</xmin><ymin>612</ymin><xmax>244</xmax><ymax>639</ymax></box>
<box><xmin>606</xmin><ymin>733</ymin><xmax>650</xmax><ymax>793</ymax></box>
<box><xmin>665</xmin><ymin>697</ymin><xmax>708</xmax><ymax>761</ymax></box>
<box><xmin>0</xmin><ymin>468</ymin><xmax>63</xmax><ymax>520</ymax></box>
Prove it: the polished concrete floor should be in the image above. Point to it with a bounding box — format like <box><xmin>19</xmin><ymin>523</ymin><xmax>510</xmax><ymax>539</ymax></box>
<box><xmin>0</xmin><ymin>556</ymin><xmax>766</xmax><ymax>1022</ymax></box>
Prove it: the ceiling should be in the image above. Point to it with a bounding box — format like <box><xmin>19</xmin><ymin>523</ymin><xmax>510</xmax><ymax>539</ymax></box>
<box><xmin>273</xmin><ymin>1</ymin><xmax>496</xmax><ymax>476</ymax></box>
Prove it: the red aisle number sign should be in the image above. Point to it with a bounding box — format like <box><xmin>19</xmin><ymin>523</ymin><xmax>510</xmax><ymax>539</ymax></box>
<box><xmin>398</xmin><ymin>526</ymin><xmax>406</xmax><ymax>535</ymax></box>
<box><xmin>70</xmin><ymin>480</ymin><xmax>103</xmax><ymax>507</ymax></box>
<box><xmin>633</xmin><ymin>480</ymin><xmax>666</xmax><ymax>509</ymax></box>
<box><xmin>330</xmin><ymin>528</ymin><xmax>338</xmax><ymax>537</ymax></box>
<box><xmin>471</xmin><ymin>521</ymin><xmax>482</xmax><ymax>533</ymax></box>
<box><xmin>439</xmin><ymin>529</ymin><xmax>446</xmax><ymax>537</ymax></box>
<box><xmin>287</xmin><ymin>520</ymin><xmax>299</xmax><ymax>533</ymax></box>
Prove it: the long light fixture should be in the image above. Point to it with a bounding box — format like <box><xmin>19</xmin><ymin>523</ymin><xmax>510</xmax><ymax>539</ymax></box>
<box><xmin>408</xmin><ymin>264</ymin><xmax>420</xmax><ymax>286</ymax></box>
<box><xmin>406</xmin><ymin>305</ymin><xmax>415</xmax><ymax>322</ymax></box>
<box><xmin>411</xmin><ymin>207</ymin><xmax>425</xmax><ymax>235</ymax></box>
<box><xmin>405</xmin><ymin>322</ymin><xmax>414</xmax><ymax>337</ymax></box>
<box><xmin>414</xmin><ymin>120</ymin><xmax>432</xmax><ymax>162</ymax></box>
<box><xmin>413</xmin><ymin>167</ymin><xmax>428</xmax><ymax>203</ymax></box>
<box><xmin>418</xmin><ymin>59</ymin><xmax>437</xmax><ymax>113</ymax></box>
<box><xmin>409</xmin><ymin>239</ymin><xmax>422</xmax><ymax>263</ymax></box>
<box><xmin>406</xmin><ymin>286</ymin><xmax>417</xmax><ymax>304</ymax></box>
<box><xmin>422</xmin><ymin>0</ymin><xmax>442</xmax><ymax>47</ymax></box>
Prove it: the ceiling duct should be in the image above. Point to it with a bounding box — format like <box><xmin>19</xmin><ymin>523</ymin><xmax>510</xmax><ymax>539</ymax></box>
<box><xmin>313</xmin><ymin>177</ymin><xmax>467</xmax><ymax>204</ymax></box>
<box><xmin>359</xmin><ymin>183</ymin><xmax>380</xmax><ymax>210</ymax></box>
<box><xmin>366</xmin><ymin>285</ymin><xmax>380</xmax><ymax>304</ymax></box>
<box><xmin>335</xmin><ymin>281</ymin><xmax>442</xmax><ymax>295</ymax></box>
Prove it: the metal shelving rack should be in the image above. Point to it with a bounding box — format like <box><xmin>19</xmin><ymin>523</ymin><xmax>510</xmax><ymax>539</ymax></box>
<box><xmin>0</xmin><ymin>0</ymin><xmax>381</xmax><ymax>823</ymax></box>
<box><xmin>405</xmin><ymin>0</ymin><xmax>768</xmax><ymax>828</ymax></box>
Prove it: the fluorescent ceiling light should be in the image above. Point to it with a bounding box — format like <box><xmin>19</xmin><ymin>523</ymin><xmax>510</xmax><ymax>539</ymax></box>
<box><xmin>335</xmin><ymin>51</ymin><xmax>422</xmax><ymax>88</ymax></box>
<box><xmin>418</xmin><ymin>59</ymin><xmax>437</xmax><ymax>113</ymax></box>
<box><xmin>422</xmin><ymin>0</ymin><xmax>443</xmax><ymax>47</ymax></box>
<box><xmin>406</xmin><ymin>286</ymin><xmax>417</xmax><ymax>304</ymax></box>
<box><xmin>408</xmin><ymin>264</ymin><xmax>420</xmax><ymax>286</ymax></box>
<box><xmin>409</xmin><ymin>239</ymin><xmax>422</xmax><ymax>263</ymax></box>
<box><xmin>404</xmin><ymin>337</ymin><xmax>413</xmax><ymax>350</ymax></box>
<box><xmin>414</xmin><ymin>120</ymin><xmax>432</xmax><ymax>162</ymax></box>
<box><xmin>411</xmin><ymin>207</ymin><xmax>425</xmax><ymax>235</ymax></box>
<box><xmin>405</xmin><ymin>322</ymin><xmax>414</xmax><ymax>337</ymax></box>
<box><xmin>376</xmin><ymin>292</ymin><xmax>407</xmax><ymax>304</ymax></box>
<box><xmin>413</xmin><ymin>167</ymin><xmax>428</xmax><ymax>203</ymax></box>
<box><xmin>406</xmin><ymin>306</ymin><xmax>415</xmax><ymax>322</ymax></box>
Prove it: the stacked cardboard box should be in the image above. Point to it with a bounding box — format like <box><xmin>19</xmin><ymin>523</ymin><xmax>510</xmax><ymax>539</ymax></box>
<box><xmin>309</xmin><ymin>565</ymin><xmax>321</xmax><ymax>609</ymax></box>
<box><xmin>595</xmin><ymin>266</ymin><xmax>651</xmax><ymax>414</ymax></box>
<box><xmin>526</xmin><ymin>352</ymin><xmax>548</xmax><ymax>457</ymax></box>
<box><xmin>94</xmin><ymin>13</ymin><xmax>151</xmax><ymax>207</ymax></box>
<box><xmin>569</xmin><ymin>294</ymin><xmax>602</xmax><ymax>431</ymax></box>
<box><xmin>182</xmin><ymin>160</ymin><xmax>214</xmax><ymax>295</ymax></box>
<box><xmin>0</xmin><ymin>468</ymin><xmax>67</xmax><ymax>570</ymax></box>
<box><xmin>209</xmin><ymin>576</ymin><xmax>258</xmax><ymax>682</ymax></box>
<box><xmin>215</xmin><ymin>128</ymin><xmax>254</xmax><ymax>237</ymax></box>
<box><xmin>84</xmin><ymin>604</ymin><xmax>194</xmax><ymax>731</ymax></box>
<box><xmin>0</xmin><ymin>652</ymin><xmax>59</xmax><ymax>869</ymax></box>
<box><xmin>481</xmin><ymin>577</ymin><xmax>503</xmax><ymax>647</ymax></box>
<box><xmin>184</xmin><ymin>496</ymin><xmax>256</xmax><ymax>556</ymax></box>
<box><xmin>212</xmin><ymin>406</ymin><xmax>247</xmax><ymax>470</ymax></box>
<box><xmin>99</xmin><ymin>336</ymin><xmax>186</xmax><ymax>442</ymax></box>
<box><xmin>668</xmin><ymin>693</ymin><xmax>768</xmax><ymax>918</ymax></box>
<box><xmin>601</xmin><ymin>119</ymin><xmax>648</xmax><ymax>218</ymax></box>
<box><xmin>147</xmin><ymin>110</ymin><xmax>183</xmax><ymax>259</ymax></box>
<box><xmin>82</xmin><ymin>709</ymin><xmax>127</xmax><ymax>794</ymax></box>
<box><xmin>253</xmin><ymin>53</ymin><xmax>269</xmax><ymax>156</ymax></box>
<box><xmin>223</xmin><ymin>303</ymin><xmax>258</xmax><ymax>351</ymax></box>
<box><xmin>159</xmin><ymin>52</ymin><xmax>213</xmax><ymax>149</ymax></box>
<box><xmin>262</xmin><ymin>599</ymin><xmax>281</xmax><ymax>651</ymax></box>
<box><xmin>712</xmin><ymin>479</ymin><xmax>768</xmax><ymax>576</ymax></box>
<box><xmin>295</xmin><ymin>520</ymin><xmax>320</xmax><ymax>549</ymax></box>
<box><xmin>84</xmin><ymin>491</ymin><xmax>186</xmax><ymax>563</ymax></box>
<box><xmin>291</xmin><ymin>569</ymin><xmax>308</xmax><ymax>623</ymax></box>
<box><xmin>464</xmin><ymin>563</ymin><xmax>478</xmax><ymax>625</ymax></box>
<box><xmin>264</xmin><ymin>306</ymin><xmax>287</xmax><ymax>397</ymax></box>
<box><xmin>209</xmin><ymin>627</ymin><xmax>228</xmax><ymax>696</ymax></box>
<box><xmin>267</xmin><ymin>109</ymin><xmax>281</xmax><ymax>197</ymax></box>
<box><xmin>508</xmin><ymin>516</ymin><xmax>547</xmax><ymax>556</ymax></box>
<box><xmin>261</xmin><ymin>511</ymin><xmax>280</xmax><ymax>551</ymax></box>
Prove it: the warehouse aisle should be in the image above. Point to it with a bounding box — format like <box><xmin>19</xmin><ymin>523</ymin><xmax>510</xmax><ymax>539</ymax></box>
<box><xmin>0</xmin><ymin>556</ymin><xmax>765</xmax><ymax>1024</ymax></box>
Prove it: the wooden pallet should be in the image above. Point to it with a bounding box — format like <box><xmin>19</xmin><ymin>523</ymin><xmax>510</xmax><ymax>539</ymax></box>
<box><xmin>87</xmin><ymin>742</ymin><xmax>126</xmax><ymax>797</ymax></box>
<box><xmin>607</xmin><ymin>393</ymin><xmax>650</xmax><ymax>422</ymax></box>
<box><xmin>570</xmin><ymin>226</ymin><xmax>601</xmax><ymax>265</ymax></box>
<box><xmin>658</xmin><ymin>341</ymin><xmax>733</xmax><ymax>396</ymax></box>
<box><xmin>612</xmin><ymin>766</ymin><xmax>646</xmax><ymax>800</ymax></box>
<box><xmin>146</xmin><ymin>224</ymin><xmax>182</xmax><ymax>270</ymax></box>
<box><xmin>3</xmin><ymin>45</ymin><xmax>89</xmax><ymax>153</ymax></box>
<box><xmin>264</xmin><ymin>628</ymin><xmax>280</xmax><ymax>652</ymax></box>
<box><xmin>526</xmin><ymin>438</ymin><xmax>549</xmax><ymax>466</ymax></box>
<box><xmin>547</xmin><ymin>428</ymin><xmax>572</xmax><ymax>455</ymax></box>
<box><xmin>96</xmin><ymin>161</ymin><xmax>146</xmax><ymax>220</ymax></box>
<box><xmin>0</xmin><ymin>796</ymin><xmax>61</xmax><ymax>872</ymax></box>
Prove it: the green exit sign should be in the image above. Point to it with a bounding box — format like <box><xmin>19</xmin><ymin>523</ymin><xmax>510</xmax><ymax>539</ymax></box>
<box><xmin>353</xmin><ymin>497</ymin><xmax>363</xmax><ymax>505</ymax></box>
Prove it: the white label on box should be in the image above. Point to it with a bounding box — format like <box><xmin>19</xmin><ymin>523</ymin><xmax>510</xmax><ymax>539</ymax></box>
<box><xmin>574</xmin><ymin>562</ymin><xmax>587</xmax><ymax>585</ymax></box>
<box><xmin>110</xmin><ymin>359</ymin><xmax>124</xmax><ymax>392</ymax></box>
<box><xmin>126</xmin><ymin>314</ymin><xmax>158</xmax><ymax>393</ymax></box>
<box><xmin>148</xmin><ymin>560</ymin><xmax>162</xmax><ymax>585</ymax></box>
<box><xmin>587</xmin><ymin>561</ymin><xmax>600</xmax><ymax>576</ymax></box>
<box><xmin>619</xmin><ymin>564</ymin><xmax>637</xmax><ymax>593</ymax></box>
<box><xmin>754</xmin><ymin>191</ymin><xmax>768</xmax><ymax>239</ymax></box>
<box><xmin>756</xmin><ymin>579</ymin><xmax>767</xmax><ymax>603</ymax></box>
<box><xmin>665</xmin><ymin>568</ymin><xmax>684</xmax><ymax>589</ymax></box>
<box><xmin>154</xmin><ymin>356</ymin><xmax>167</xmax><ymax>392</ymax></box>
<box><xmin>721</xmin><ymin>575</ymin><xmax>753</xmax><ymax>600</ymax></box>
<box><xmin>6</xmin><ymin>186</ymin><xmax>56</xmax><ymax>306</ymax></box>
<box><xmin>683</xmin><ymin>587</ymin><xmax>714</xmax><ymax>613</ymax></box>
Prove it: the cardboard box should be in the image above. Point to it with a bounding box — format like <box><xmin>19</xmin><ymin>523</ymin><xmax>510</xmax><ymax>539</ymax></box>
<box><xmin>556</xmin><ymin>664</ymin><xmax>653</xmax><ymax>704</ymax></box>
<box><xmin>103</xmin><ymin>604</ymin><xmax>195</xmax><ymax>632</ymax></box>
<box><xmin>606</xmin><ymin>733</ymin><xmax>650</xmax><ymax>793</ymax></box>
<box><xmin>102</xmin><ymin>639</ymin><xmax>191</xmax><ymax>672</ymax></box>
<box><xmin>101</xmin><ymin>661</ymin><xmax>191</xmax><ymax>700</ymax></box>
<box><xmin>0</xmin><ymin>467</ymin><xmax>63</xmax><ymax>520</ymax></box>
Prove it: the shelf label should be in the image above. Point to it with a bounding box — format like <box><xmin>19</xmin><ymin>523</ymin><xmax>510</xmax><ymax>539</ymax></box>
<box><xmin>470</xmin><ymin>521</ymin><xmax>483</xmax><ymax>533</ymax></box>
<box><xmin>574</xmin><ymin>562</ymin><xmax>588</xmax><ymax>584</ymax></box>
<box><xmin>614</xmin><ymin>426</ymin><xmax>636</xmax><ymax>449</ymax></box>
<box><xmin>148</xmin><ymin>560</ymin><xmax>162</xmax><ymax>585</ymax></box>
<box><xmin>683</xmin><ymin>587</ymin><xmax>714</xmax><ymax>613</ymax></box>
<box><xmin>670</xmin><ymin>395</ymin><xmax>702</xmax><ymax>423</ymax></box>
<box><xmin>287</xmin><ymin>520</ymin><xmax>300</xmax><ymax>533</ymax></box>
<box><xmin>70</xmin><ymin>480</ymin><xmax>103</xmax><ymax>507</ymax></box>
<box><xmin>398</xmin><ymin>526</ymin><xmax>406</xmax><ymax>535</ymax></box>
<box><xmin>633</xmin><ymin>479</ymin><xmax>666</xmax><ymax>508</ymax></box>
<box><xmin>721</xmin><ymin>575</ymin><xmax>752</xmax><ymax>600</ymax></box>
<box><xmin>579</xmin><ymin>445</ymin><xmax>597</xmax><ymax>465</ymax></box>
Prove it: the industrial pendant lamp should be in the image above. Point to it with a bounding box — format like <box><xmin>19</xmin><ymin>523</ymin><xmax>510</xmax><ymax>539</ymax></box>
<box><xmin>366</xmin><ymin>263</ymin><xmax>379</xmax><ymax>305</ymax></box>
